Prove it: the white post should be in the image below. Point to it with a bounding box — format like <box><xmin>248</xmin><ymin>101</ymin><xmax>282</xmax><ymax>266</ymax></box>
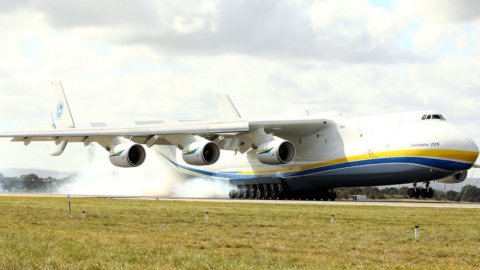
<box><xmin>205</xmin><ymin>212</ymin><xmax>209</xmax><ymax>222</ymax></box>
<box><xmin>331</xmin><ymin>215</ymin><xmax>336</xmax><ymax>224</ymax></box>
<box><xmin>414</xmin><ymin>225</ymin><xmax>420</xmax><ymax>240</ymax></box>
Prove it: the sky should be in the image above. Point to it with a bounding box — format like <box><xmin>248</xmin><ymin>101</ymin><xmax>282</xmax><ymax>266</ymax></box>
<box><xmin>0</xmin><ymin>0</ymin><xmax>480</xmax><ymax>173</ymax></box>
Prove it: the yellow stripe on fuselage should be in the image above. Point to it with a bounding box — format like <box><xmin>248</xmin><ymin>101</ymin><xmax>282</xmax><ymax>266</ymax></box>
<box><xmin>235</xmin><ymin>149</ymin><xmax>479</xmax><ymax>176</ymax></box>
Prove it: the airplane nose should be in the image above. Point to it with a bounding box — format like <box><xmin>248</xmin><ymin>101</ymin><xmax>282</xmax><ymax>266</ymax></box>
<box><xmin>466</xmin><ymin>138</ymin><xmax>479</xmax><ymax>162</ymax></box>
<box><xmin>441</xmin><ymin>124</ymin><xmax>479</xmax><ymax>165</ymax></box>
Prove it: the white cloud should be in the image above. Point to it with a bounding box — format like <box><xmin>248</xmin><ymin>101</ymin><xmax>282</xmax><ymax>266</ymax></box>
<box><xmin>398</xmin><ymin>0</ymin><xmax>480</xmax><ymax>23</ymax></box>
<box><xmin>0</xmin><ymin>0</ymin><xmax>479</xmax><ymax>174</ymax></box>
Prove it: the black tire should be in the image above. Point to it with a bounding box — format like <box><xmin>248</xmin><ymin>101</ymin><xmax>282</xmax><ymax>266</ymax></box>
<box><xmin>420</xmin><ymin>188</ymin><xmax>428</xmax><ymax>199</ymax></box>
<box><xmin>263</xmin><ymin>184</ymin><xmax>271</xmax><ymax>200</ymax></box>
<box><xmin>242</xmin><ymin>188</ymin><xmax>248</xmax><ymax>199</ymax></box>
<box><xmin>249</xmin><ymin>186</ymin><xmax>256</xmax><ymax>199</ymax></box>
<box><xmin>278</xmin><ymin>185</ymin><xmax>285</xmax><ymax>196</ymax></box>
<box><xmin>256</xmin><ymin>187</ymin><xmax>263</xmax><ymax>199</ymax></box>
<box><xmin>427</xmin><ymin>188</ymin><xmax>434</xmax><ymax>199</ymax></box>
<box><xmin>319</xmin><ymin>191</ymin><xmax>329</xmax><ymax>201</ymax></box>
<box><xmin>414</xmin><ymin>188</ymin><xmax>421</xmax><ymax>199</ymax></box>
<box><xmin>329</xmin><ymin>191</ymin><xmax>337</xmax><ymax>201</ymax></box>
<box><xmin>271</xmin><ymin>185</ymin><xmax>278</xmax><ymax>200</ymax></box>
<box><xmin>229</xmin><ymin>190</ymin><xmax>235</xmax><ymax>199</ymax></box>
<box><xmin>407</xmin><ymin>188</ymin><xmax>415</xmax><ymax>198</ymax></box>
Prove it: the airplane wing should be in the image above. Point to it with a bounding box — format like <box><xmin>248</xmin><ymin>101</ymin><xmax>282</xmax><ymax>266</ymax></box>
<box><xmin>0</xmin><ymin>82</ymin><xmax>331</xmax><ymax>166</ymax></box>
<box><xmin>0</xmin><ymin>121</ymin><xmax>250</xmax><ymax>143</ymax></box>
<box><xmin>0</xmin><ymin>118</ymin><xmax>329</xmax><ymax>145</ymax></box>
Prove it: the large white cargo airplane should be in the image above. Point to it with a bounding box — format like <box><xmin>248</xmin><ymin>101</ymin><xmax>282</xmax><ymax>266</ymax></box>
<box><xmin>1</xmin><ymin>82</ymin><xmax>478</xmax><ymax>200</ymax></box>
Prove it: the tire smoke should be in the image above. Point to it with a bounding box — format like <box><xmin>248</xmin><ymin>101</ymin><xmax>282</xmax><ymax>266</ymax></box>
<box><xmin>57</xmin><ymin>145</ymin><xmax>232</xmax><ymax>198</ymax></box>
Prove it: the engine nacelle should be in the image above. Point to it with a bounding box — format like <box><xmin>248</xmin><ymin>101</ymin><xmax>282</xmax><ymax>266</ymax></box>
<box><xmin>182</xmin><ymin>141</ymin><xmax>220</xmax><ymax>166</ymax></box>
<box><xmin>437</xmin><ymin>171</ymin><xmax>468</xmax><ymax>184</ymax></box>
<box><xmin>109</xmin><ymin>143</ymin><xmax>146</xmax><ymax>168</ymax></box>
<box><xmin>257</xmin><ymin>139</ymin><xmax>295</xmax><ymax>165</ymax></box>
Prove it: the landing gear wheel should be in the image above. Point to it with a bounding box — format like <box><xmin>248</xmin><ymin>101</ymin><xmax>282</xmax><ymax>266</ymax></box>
<box><xmin>277</xmin><ymin>184</ymin><xmax>285</xmax><ymax>200</ymax></box>
<box><xmin>248</xmin><ymin>186</ymin><xmax>256</xmax><ymax>199</ymax></box>
<box><xmin>242</xmin><ymin>188</ymin><xmax>249</xmax><ymax>199</ymax></box>
<box><xmin>420</xmin><ymin>188</ymin><xmax>428</xmax><ymax>199</ymax></box>
<box><xmin>329</xmin><ymin>191</ymin><xmax>337</xmax><ymax>201</ymax></box>
<box><xmin>263</xmin><ymin>185</ymin><xmax>271</xmax><ymax>200</ymax></box>
<box><xmin>427</xmin><ymin>187</ymin><xmax>434</xmax><ymax>199</ymax></box>
<box><xmin>256</xmin><ymin>186</ymin><xmax>263</xmax><ymax>199</ymax></box>
<box><xmin>414</xmin><ymin>188</ymin><xmax>421</xmax><ymax>199</ymax></box>
<box><xmin>229</xmin><ymin>189</ymin><xmax>236</xmax><ymax>199</ymax></box>
<box><xmin>318</xmin><ymin>191</ymin><xmax>329</xmax><ymax>201</ymax></box>
<box><xmin>271</xmin><ymin>185</ymin><xmax>279</xmax><ymax>200</ymax></box>
<box><xmin>407</xmin><ymin>188</ymin><xmax>415</xmax><ymax>198</ymax></box>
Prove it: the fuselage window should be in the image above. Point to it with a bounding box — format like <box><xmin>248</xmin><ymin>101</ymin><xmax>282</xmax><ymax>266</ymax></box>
<box><xmin>426</xmin><ymin>115</ymin><xmax>432</xmax><ymax>119</ymax></box>
<box><xmin>421</xmin><ymin>115</ymin><xmax>427</xmax><ymax>120</ymax></box>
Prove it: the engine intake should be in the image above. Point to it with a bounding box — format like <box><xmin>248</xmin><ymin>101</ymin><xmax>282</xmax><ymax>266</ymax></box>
<box><xmin>437</xmin><ymin>171</ymin><xmax>468</xmax><ymax>184</ymax></box>
<box><xmin>182</xmin><ymin>141</ymin><xmax>220</xmax><ymax>166</ymax></box>
<box><xmin>257</xmin><ymin>139</ymin><xmax>295</xmax><ymax>165</ymax></box>
<box><xmin>109</xmin><ymin>143</ymin><xmax>146</xmax><ymax>168</ymax></box>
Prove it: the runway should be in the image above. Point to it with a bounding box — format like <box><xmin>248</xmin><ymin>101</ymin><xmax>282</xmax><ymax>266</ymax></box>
<box><xmin>148</xmin><ymin>198</ymin><xmax>480</xmax><ymax>208</ymax></box>
<box><xmin>1</xmin><ymin>193</ymin><xmax>480</xmax><ymax>208</ymax></box>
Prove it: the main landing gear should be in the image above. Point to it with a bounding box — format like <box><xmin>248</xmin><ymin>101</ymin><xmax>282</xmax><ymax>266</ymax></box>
<box><xmin>407</xmin><ymin>182</ymin><xmax>434</xmax><ymax>199</ymax></box>
<box><xmin>229</xmin><ymin>184</ymin><xmax>337</xmax><ymax>201</ymax></box>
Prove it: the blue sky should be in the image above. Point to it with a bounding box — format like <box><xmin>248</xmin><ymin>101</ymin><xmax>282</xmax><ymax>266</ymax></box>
<box><xmin>369</xmin><ymin>0</ymin><xmax>394</xmax><ymax>10</ymax></box>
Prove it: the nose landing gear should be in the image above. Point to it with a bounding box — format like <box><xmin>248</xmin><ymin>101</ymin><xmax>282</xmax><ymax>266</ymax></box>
<box><xmin>408</xmin><ymin>182</ymin><xmax>434</xmax><ymax>199</ymax></box>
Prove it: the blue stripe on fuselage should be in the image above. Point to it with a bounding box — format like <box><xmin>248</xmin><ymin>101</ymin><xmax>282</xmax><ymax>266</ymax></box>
<box><xmin>162</xmin><ymin>156</ymin><xmax>472</xmax><ymax>180</ymax></box>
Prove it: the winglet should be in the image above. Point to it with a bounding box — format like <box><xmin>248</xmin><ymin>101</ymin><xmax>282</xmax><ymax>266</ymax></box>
<box><xmin>217</xmin><ymin>94</ymin><xmax>242</xmax><ymax>120</ymax></box>
<box><xmin>50</xmin><ymin>81</ymin><xmax>75</xmax><ymax>156</ymax></box>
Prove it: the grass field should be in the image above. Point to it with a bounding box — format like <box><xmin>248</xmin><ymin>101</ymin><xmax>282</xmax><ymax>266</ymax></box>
<box><xmin>0</xmin><ymin>197</ymin><xmax>479</xmax><ymax>269</ymax></box>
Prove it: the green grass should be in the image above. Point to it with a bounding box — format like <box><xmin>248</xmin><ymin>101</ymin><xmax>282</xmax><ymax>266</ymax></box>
<box><xmin>0</xmin><ymin>197</ymin><xmax>479</xmax><ymax>269</ymax></box>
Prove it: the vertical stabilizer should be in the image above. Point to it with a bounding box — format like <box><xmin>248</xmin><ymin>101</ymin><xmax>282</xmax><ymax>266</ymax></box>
<box><xmin>50</xmin><ymin>81</ymin><xmax>75</xmax><ymax>156</ymax></box>
<box><xmin>51</xmin><ymin>81</ymin><xmax>75</xmax><ymax>129</ymax></box>
<box><xmin>217</xmin><ymin>94</ymin><xmax>242</xmax><ymax>121</ymax></box>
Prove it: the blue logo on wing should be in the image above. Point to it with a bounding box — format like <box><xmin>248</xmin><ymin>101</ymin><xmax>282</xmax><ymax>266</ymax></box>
<box><xmin>56</xmin><ymin>103</ymin><xmax>64</xmax><ymax>120</ymax></box>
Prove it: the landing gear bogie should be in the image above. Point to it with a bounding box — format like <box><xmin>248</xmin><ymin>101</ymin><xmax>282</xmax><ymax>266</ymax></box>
<box><xmin>229</xmin><ymin>185</ymin><xmax>337</xmax><ymax>201</ymax></box>
<box><xmin>408</xmin><ymin>182</ymin><xmax>434</xmax><ymax>199</ymax></box>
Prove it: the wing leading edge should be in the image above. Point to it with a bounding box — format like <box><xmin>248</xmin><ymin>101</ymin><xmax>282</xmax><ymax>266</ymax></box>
<box><xmin>0</xmin><ymin>118</ymin><xmax>330</xmax><ymax>145</ymax></box>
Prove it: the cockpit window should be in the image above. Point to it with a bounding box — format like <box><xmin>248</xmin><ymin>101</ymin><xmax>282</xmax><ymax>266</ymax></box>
<box><xmin>422</xmin><ymin>114</ymin><xmax>446</xmax><ymax>121</ymax></box>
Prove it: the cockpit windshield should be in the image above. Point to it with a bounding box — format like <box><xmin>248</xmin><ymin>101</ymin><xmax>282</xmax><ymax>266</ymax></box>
<box><xmin>422</xmin><ymin>114</ymin><xmax>446</xmax><ymax>121</ymax></box>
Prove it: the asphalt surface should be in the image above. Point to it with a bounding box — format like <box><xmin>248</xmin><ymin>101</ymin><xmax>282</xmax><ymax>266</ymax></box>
<box><xmin>1</xmin><ymin>193</ymin><xmax>480</xmax><ymax>208</ymax></box>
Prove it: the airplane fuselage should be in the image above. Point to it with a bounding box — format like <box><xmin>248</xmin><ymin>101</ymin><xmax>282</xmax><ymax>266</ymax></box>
<box><xmin>4</xmin><ymin>84</ymin><xmax>476</xmax><ymax>199</ymax></box>
<box><xmin>159</xmin><ymin>111</ymin><xmax>479</xmax><ymax>192</ymax></box>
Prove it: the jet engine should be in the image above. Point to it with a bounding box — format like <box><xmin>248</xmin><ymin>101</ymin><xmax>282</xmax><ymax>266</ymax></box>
<box><xmin>109</xmin><ymin>143</ymin><xmax>146</xmax><ymax>168</ymax></box>
<box><xmin>437</xmin><ymin>171</ymin><xmax>468</xmax><ymax>184</ymax></box>
<box><xmin>257</xmin><ymin>139</ymin><xmax>295</xmax><ymax>165</ymax></box>
<box><xmin>182</xmin><ymin>141</ymin><xmax>220</xmax><ymax>166</ymax></box>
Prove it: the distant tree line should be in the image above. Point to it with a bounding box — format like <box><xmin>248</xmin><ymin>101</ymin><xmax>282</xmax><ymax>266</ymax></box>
<box><xmin>1</xmin><ymin>172</ymin><xmax>480</xmax><ymax>202</ymax></box>
<box><xmin>336</xmin><ymin>185</ymin><xmax>480</xmax><ymax>202</ymax></box>
<box><xmin>0</xmin><ymin>173</ymin><xmax>71</xmax><ymax>193</ymax></box>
